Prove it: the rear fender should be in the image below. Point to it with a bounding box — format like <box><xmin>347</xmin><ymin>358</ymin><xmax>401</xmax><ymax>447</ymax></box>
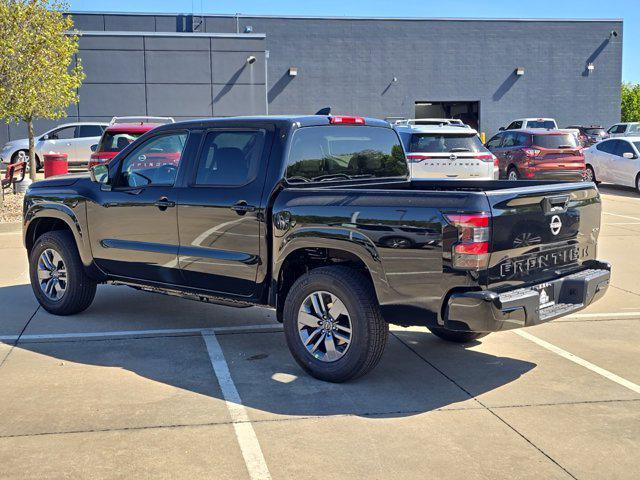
<box><xmin>272</xmin><ymin>226</ymin><xmax>391</xmax><ymax>305</ymax></box>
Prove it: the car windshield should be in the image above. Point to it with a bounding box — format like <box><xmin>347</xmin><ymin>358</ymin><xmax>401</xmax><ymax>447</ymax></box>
<box><xmin>98</xmin><ymin>132</ymin><xmax>144</xmax><ymax>152</ymax></box>
<box><xmin>634</xmin><ymin>142</ymin><xmax>640</xmax><ymax>152</ymax></box>
<box><xmin>527</xmin><ymin>120</ymin><xmax>556</xmax><ymax>129</ymax></box>
<box><xmin>532</xmin><ymin>134</ymin><xmax>578</xmax><ymax>149</ymax></box>
<box><xmin>408</xmin><ymin>133</ymin><xmax>489</xmax><ymax>153</ymax></box>
<box><xmin>286</xmin><ymin>125</ymin><xmax>408</xmax><ymax>182</ymax></box>
<box><xmin>584</xmin><ymin>128</ymin><xmax>606</xmax><ymax>136</ymax></box>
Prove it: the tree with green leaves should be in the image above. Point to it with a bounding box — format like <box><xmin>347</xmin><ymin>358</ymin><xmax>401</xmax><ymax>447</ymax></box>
<box><xmin>0</xmin><ymin>0</ymin><xmax>84</xmax><ymax>180</ymax></box>
<box><xmin>621</xmin><ymin>82</ymin><xmax>640</xmax><ymax>123</ymax></box>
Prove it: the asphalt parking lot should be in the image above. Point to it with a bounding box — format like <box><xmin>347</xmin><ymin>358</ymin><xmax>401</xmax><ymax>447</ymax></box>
<box><xmin>1</xmin><ymin>184</ymin><xmax>639</xmax><ymax>480</ymax></box>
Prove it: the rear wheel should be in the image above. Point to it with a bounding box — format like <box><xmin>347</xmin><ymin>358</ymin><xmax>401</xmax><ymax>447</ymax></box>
<box><xmin>586</xmin><ymin>165</ymin><xmax>598</xmax><ymax>184</ymax></box>
<box><xmin>636</xmin><ymin>173</ymin><xmax>640</xmax><ymax>195</ymax></box>
<box><xmin>29</xmin><ymin>230</ymin><xmax>97</xmax><ymax>315</ymax></box>
<box><xmin>11</xmin><ymin>150</ymin><xmax>41</xmax><ymax>171</ymax></box>
<box><xmin>282</xmin><ymin>266</ymin><xmax>388</xmax><ymax>382</ymax></box>
<box><xmin>428</xmin><ymin>326</ymin><xmax>489</xmax><ymax>343</ymax></box>
<box><xmin>507</xmin><ymin>167</ymin><xmax>520</xmax><ymax>181</ymax></box>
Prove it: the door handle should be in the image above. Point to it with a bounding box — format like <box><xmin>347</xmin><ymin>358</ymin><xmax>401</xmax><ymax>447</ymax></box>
<box><xmin>231</xmin><ymin>201</ymin><xmax>256</xmax><ymax>215</ymax></box>
<box><xmin>154</xmin><ymin>197</ymin><xmax>175</xmax><ymax>211</ymax></box>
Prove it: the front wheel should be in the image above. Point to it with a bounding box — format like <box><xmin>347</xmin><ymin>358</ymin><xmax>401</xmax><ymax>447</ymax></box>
<box><xmin>507</xmin><ymin>167</ymin><xmax>520</xmax><ymax>181</ymax></box>
<box><xmin>29</xmin><ymin>230</ymin><xmax>97</xmax><ymax>315</ymax></box>
<box><xmin>586</xmin><ymin>165</ymin><xmax>598</xmax><ymax>184</ymax></box>
<box><xmin>428</xmin><ymin>326</ymin><xmax>489</xmax><ymax>343</ymax></box>
<box><xmin>283</xmin><ymin>266</ymin><xmax>389</xmax><ymax>382</ymax></box>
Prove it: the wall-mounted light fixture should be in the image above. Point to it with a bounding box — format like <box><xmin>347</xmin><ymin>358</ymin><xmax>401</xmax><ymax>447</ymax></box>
<box><xmin>288</xmin><ymin>67</ymin><xmax>298</xmax><ymax>77</ymax></box>
<box><xmin>244</xmin><ymin>25</ymin><xmax>253</xmax><ymax>33</ymax></box>
<box><xmin>515</xmin><ymin>67</ymin><xmax>525</xmax><ymax>76</ymax></box>
<box><xmin>587</xmin><ymin>63</ymin><xmax>595</xmax><ymax>72</ymax></box>
<box><xmin>609</xmin><ymin>30</ymin><xmax>618</xmax><ymax>39</ymax></box>
<box><xmin>392</xmin><ymin>76</ymin><xmax>398</xmax><ymax>83</ymax></box>
<box><xmin>246</xmin><ymin>55</ymin><xmax>257</xmax><ymax>64</ymax></box>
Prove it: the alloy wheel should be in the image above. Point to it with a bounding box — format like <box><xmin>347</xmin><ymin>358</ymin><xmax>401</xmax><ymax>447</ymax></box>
<box><xmin>37</xmin><ymin>248</ymin><xmax>67</xmax><ymax>301</ymax></box>
<box><xmin>297</xmin><ymin>291</ymin><xmax>352</xmax><ymax>362</ymax></box>
<box><xmin>508</xmin><ymin>170</ymin><xmax>518</xmax><ymax>181</ymax></box>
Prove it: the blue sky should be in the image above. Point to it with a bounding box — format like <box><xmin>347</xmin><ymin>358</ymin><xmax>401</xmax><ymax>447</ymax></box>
<box><xmin>70</xmin><ymin>0</ymin><xmax>638</xmax><ymax>83</ymax></box>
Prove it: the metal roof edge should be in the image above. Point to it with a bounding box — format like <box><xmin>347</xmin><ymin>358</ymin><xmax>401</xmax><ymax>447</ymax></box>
<box><xmin>68</xmin><ymin>11</ymin><xmax>623</xmax><ymax>23</ymax></box>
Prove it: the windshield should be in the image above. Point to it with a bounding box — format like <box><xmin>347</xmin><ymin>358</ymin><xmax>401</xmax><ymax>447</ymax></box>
<box><xmin>408</xmin><ymin>133</ymin><xmax>488</xmax><ymax>153</ymax></box>
<box><xmin>584</xmin><ymin>128</ymin><xmax>606</xmax><ymax>136</ymax></box>
<box><xmin>98</xmin><ymin>131</ymin><xmax>144</xmax><ymax>153</ymax></box>
<box><xmin>526</xmin><ymin>120</ymin><xmax>556</xmax><ymax>129</ymax></box>
<box><xmin>286</xmin><ymin>126</ymin><xmax>408</xmax><ymax>182</ymax></box>
<box><xmin>532</xmin><ymin>134</ymin><xmax>578</xmax><ymax>149</ymax></box>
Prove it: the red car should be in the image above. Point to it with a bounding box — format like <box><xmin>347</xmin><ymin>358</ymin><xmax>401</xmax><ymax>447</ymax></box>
<box><xmin>88</xmin><ymin>116</ymin><xmax>174</xmax><ymax>168</ymax></box>
<box><xmin>486</xmin><ymin>129</ymin><xmax>586</xmax><ymax>181</ymax></box>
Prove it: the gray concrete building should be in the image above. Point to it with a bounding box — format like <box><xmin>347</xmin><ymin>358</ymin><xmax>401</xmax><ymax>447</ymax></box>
<box><xmin>1</xmin><ymin>12</ymin><xmax>623</xmax><ymax>147</ymax></box>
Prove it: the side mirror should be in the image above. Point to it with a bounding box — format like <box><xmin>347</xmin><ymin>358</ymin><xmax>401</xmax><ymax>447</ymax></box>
<box><xmin>90</xmin><ymin>144</ymin><xmax>98</xmax><ymax>152</ymax></box>
<box><xmin>41</xmin><ymin>134</ymin><xmax>49</xmax><ymax>141</ymax></box>
<box><xmin>89</xmin><ymin>164</ymin><xmax>109</xmax><ymax>184</ymax></box>
<box><xmin>623</xmin><ymin>152</ymin><xmax>636</xmax><ymax>159</ymax></box>
<box><xmin>499</xmin><ymin>127</ymin><xmax>505</xmax><ymax>131</ymax></box>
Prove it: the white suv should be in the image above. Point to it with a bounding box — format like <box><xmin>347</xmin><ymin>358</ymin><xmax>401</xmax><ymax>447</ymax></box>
<box><xmin>395</xmin><ymin>124</ymin><xmax>498</xmax><ymax>180</ymax></box>
<box><xmin>500</xmin><ymin>118</ymin><xmax>558</xmax><ymax>131</ymax></box>
<box><xmin>0</xmin><ymin>122</ymin><xmax>108</xmax><ymax>170</ymax></box>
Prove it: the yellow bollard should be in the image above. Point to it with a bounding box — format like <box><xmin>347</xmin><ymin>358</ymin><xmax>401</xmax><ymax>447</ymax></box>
<box><xmin>480</xmin><ymin>132</ymin><xmax>486</xmax><ymax>143</ymax></box>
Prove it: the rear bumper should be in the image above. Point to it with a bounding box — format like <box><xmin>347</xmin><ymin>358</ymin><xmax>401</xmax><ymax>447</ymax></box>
<box><xmin>444</xmin><ymin>261</ymin><xmax>611</xmax><ymax>332</ymax></box>
<box><xmin>531</xmin><ymin>170</ymin><xmax>586</xmax><ymax>182</ymax></box>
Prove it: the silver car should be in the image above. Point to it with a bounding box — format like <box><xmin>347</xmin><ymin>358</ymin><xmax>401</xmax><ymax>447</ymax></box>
<box><xmin>0</xmin><ymin>122</ymin><xmax>108</xmax><ymax>170</ymax></box>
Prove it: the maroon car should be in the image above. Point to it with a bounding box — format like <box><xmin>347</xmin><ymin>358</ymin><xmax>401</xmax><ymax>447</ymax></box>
<box><xmin>486</xmin><ymin>129</ymin><xmax>586</xmax><ymax>181</ymax></box>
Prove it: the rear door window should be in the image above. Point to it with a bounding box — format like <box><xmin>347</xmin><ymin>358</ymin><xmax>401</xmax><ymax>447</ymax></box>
<box><xmin>78</xmin><ymin>125</ymin><xmax>105</xmax><ymax>138</ymax></box>
<box><xmin>286</xmin><ymin>126</ymin><xmax>408</xmax><ymax>182</ymax></box>
<box><xmin>195</xmin><ymin>130</ymin><xmax>266</xmax><ymax>186</ymax></box>
<box><xmin>531</xmin><ymin>134</ymin><xmax>577</xmax><ymax>149</ymax></box>
<box><xmin>408</xmin><ymin>133</ymin><xmax>489</xmax><ymax>153</ymax></box>
<box><xmin>49</xmin><ymin>126</ymin><xmax>77</xmax><ymax>140</ymax></box>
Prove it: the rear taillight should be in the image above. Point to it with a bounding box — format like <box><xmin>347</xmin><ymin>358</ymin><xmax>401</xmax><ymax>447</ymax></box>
<box><xmin>523</xmin><ymin>148</ymin><xmax>541</xmax><ymax>157</ymax></box>
<box><xmin>329</xmin><ymin>116</ymin><xmax>365</xmax><ymax>125</ymax></box>
<box><xmin>445</xmin><ymin>213</ymin><xmax>490</xmax><ymax>270</ymax></box>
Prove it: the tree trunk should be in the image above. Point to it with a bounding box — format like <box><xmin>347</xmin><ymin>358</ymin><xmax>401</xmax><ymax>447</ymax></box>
<box><xmin>27</xmin><ymin>118</ymin><xmax>37</xmax><ymax>181</ymax></box>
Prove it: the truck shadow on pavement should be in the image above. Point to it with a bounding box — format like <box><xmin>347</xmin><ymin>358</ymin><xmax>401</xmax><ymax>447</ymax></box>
<box><xmin>1</xmin><ymin>284</ymin><xmax>536</xmax><ymax>419</ymax></box>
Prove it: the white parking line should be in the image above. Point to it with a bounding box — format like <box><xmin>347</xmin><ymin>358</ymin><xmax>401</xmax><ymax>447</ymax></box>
<box><xmin>515</xmin><ymin>330</ymin><xmax>640</xmax><ymax>394</ymax></box>
<box><xmin>202</xmin><ymin>329</ymin><xmax>271</xmax><ymax>480</ymax></box>
<box><xmin>0</xmin><ymin>323</ymin><xmax>283</xmax><ymax>342</ymax></box>
<box><xmin>603</xmin><ymin>212</ymin><xmax>640</xmax><ymax>221</ymax></box>
<box><xmin>566</xmin><ymin>311</ymin><xmax>640</xmax><ymax>319</ymax></box>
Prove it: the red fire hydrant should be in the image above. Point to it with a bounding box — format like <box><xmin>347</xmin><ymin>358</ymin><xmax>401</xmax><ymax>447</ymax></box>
<box><xmin>43</xmin><ymin>153</ymin><xmax>68</xmax><ymax>178</ymax></box>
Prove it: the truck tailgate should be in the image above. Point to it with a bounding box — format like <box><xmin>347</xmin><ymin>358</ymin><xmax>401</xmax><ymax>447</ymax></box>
<box><xmin>483</xmin><ymin>182</ymin><xmax>601</xmax><ymax>290</ymax></box>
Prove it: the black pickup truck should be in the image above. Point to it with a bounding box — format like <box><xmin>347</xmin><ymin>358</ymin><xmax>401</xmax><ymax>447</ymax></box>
<box><xmin>23</xmin><ymin>115</ymin><xmax>610</xmax><ymax>382</ymax></box>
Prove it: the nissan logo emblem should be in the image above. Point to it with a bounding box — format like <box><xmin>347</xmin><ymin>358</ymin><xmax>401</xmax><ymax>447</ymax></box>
<box><xmin>550</xmin><ymin>215</ymin><xmax>562</xmax><ymax>235</ymax></box>
<box><xmin>449</xmin><ymin>154</ymin><xmax>457</xmax><ymax>161</ymax></box>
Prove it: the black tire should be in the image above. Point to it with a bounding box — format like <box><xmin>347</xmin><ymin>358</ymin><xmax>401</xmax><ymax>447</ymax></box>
<box><xmin>11</xmin><ymin>150</ymin><xmax>41</xmax><ymax>171</ymax></box>
<box><xmin>282</xmin><ymin>266</ymin><xmax>388</xmax><ymax>382</ymax></box>
<box><xmin>428</xmin><ymin>326</ymin><xmax>489</xmax><ymax>343</ymax></box>
<box><xmin>586</xmin><ymin>165</ymin><xmax>599</xmax><ymax>184</ymax></box>
<box><xmin>507</xmin><ymin>167</ymin><xmax>520</xmax><ymax>181</ymax></box>
<box><xmin>29</xmin><ymin>230</ymin><xmax>97</xmax><ymax>315</ymax></box>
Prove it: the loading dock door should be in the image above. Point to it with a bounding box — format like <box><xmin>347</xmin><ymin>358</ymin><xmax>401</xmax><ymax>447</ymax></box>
<box><xmin>415</xmin><ymin>101</ymin><xmax>480</xmax><ymax>131</ymax></box>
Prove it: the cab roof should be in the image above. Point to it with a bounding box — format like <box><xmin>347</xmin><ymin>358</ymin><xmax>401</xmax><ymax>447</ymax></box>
<box><xmin>150</xmin><ymin>115</ymin><xmax>392</xmax><ymax>131</ymax></box>
<box><xmin>394</xmin><ymin>124</ymin><xmax>478</xmax><ymax>135</ymax></box>
<box><xmin>104</xmin><ymin>123</ymin><xmax>163</xmax><ymax>133</ymax></box>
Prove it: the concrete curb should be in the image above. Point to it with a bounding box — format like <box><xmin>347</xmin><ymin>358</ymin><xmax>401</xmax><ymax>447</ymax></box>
<box><xmin>0</xmin><ymin>221</ymin><xmax>21</xmax><ymax>233</ymax></box>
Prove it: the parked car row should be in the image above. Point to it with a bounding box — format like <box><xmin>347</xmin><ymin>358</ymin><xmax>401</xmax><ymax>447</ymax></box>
<box><xmin>3</xmin><ymin>115</ymin><xmax>640</xmax><ymax>193</ymax></box>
